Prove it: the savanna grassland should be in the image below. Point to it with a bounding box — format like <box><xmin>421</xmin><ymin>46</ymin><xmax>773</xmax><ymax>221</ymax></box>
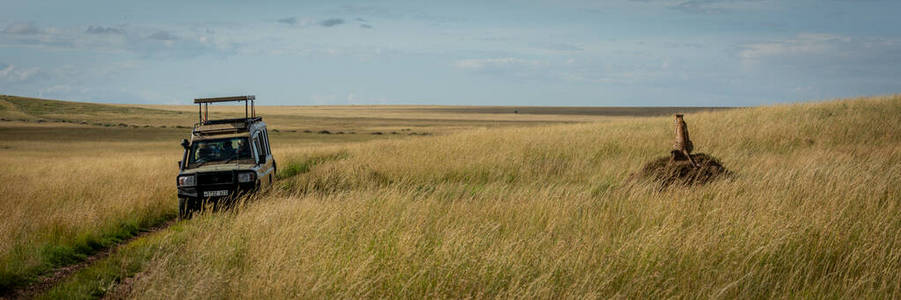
<box><xmin>2</xmin><ymin>94</ymin><xmax>899</xmax><ymax>298</ymax></box>
<box><xmin>1</xmin><ymin>94</ymin><xmax>704</xmax><ymax>296</ymax></box>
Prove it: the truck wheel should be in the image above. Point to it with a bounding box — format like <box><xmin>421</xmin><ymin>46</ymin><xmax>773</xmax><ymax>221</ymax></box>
<box><xmin>178</xmin><ymin>197</ymin><xmax>191</xmax><ymax>220</ymax></box>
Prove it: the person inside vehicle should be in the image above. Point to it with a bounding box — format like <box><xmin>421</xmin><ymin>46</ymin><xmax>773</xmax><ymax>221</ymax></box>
<box><xmin>236</xmin><ymin>139</ymin><xmax>251</xmax><ymax>158</ymax></box>
<box><xmin>195</xmin><ymin>143</ymin><xmax>213</xmax><ymax>162</ymax></box>
<box><xmin>221</xmin><ymin>141</ymin><xmax>236</xmax><ymax>159</ymax></box>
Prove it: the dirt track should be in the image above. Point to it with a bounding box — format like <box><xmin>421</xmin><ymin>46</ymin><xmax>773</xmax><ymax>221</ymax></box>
<box><xmin>0</xmin><ymin>220</ymin><xmax>176</xmax><ymax>300</ymax></box>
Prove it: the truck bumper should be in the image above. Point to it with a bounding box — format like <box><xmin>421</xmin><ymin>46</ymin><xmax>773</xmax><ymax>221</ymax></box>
<box><xmin>177</xmin><ymin>182</ymin><xmax>258</xmax><ymax>206</ymax></box>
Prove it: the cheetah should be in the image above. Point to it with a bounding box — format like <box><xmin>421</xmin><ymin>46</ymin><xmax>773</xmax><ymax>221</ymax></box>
<box><xmin>672</xmin><ymin>114</ymin><xmax>699</xmax><ymax>168</ymax></box>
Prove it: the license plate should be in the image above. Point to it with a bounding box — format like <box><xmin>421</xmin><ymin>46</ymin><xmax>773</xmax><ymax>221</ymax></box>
<box><xmin>203</xmin><ymin>190</ymin><xmax>228</xmax><ymax>197</ymax></box>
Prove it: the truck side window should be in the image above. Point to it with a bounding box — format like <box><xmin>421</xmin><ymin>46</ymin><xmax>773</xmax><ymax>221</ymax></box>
<box><xmin>263</xmin><ymin>130</ymin><xmax>272</xmax><ymax>155</ymax></box>
<box><xmin>257</xmin><ymin>133</ymin><xmax>268</xmax><ymax>159</ymax></box>
<box><xmin>253</xmin><ymin>138</ymin><xmax>264</xmax><ymax>163</ymax></box>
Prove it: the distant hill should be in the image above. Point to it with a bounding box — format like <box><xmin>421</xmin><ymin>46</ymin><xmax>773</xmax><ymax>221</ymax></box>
<box><xmin>0</xmin><ymin>95</ymin><xmax>190</xmax><ymax>127</ymax></box>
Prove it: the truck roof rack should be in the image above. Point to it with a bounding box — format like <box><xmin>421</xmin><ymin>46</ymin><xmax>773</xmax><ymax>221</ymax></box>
<box><xmin>193</xmin><ymin>95</ymin><xmax>257</xmax><ymax>124</ymax></box>
<box><xmin>201</xmin><ymin>117</ymin><xmax>262</xmax><ymax>125</ymax></box>
<box><xmin>194</xmin><ymin>95</ymin><xmax>255</xmax><ymax>104</ymax></box>
<box><xmin>191</xmin><ymin>95</ymin><xmax>262</xmax><ymax>136</ymax></box>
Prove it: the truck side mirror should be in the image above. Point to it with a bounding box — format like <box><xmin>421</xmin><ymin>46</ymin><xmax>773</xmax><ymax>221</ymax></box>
<box><xmin>257</xmin><ymin>155</ymin><xmax>265</xmax><ymax>165</ymax></box>
<box><xmin>180</xmin><ymin>139</ymin><xmax>190</xmax><ymax>149</ymax></box>
<box><xmin>178</xmin><ymin>160</ymin><xmax>183</xmax><ymax>169</ymax></box>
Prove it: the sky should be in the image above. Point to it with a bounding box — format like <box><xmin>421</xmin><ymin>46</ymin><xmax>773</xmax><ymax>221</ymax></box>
<box><xmin>1</xmin><ymin>0</ymin><xmax>900</xmax><ymax>106</ymax></box>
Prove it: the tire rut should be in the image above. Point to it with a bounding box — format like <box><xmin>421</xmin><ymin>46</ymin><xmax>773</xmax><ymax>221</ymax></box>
<box><xmin>0</xmin><ymin>219</ymin><xmax>176</xmax><ymax>300</ymax></box>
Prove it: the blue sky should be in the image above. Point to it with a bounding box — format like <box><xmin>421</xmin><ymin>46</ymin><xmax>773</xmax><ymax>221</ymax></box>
<box><xmin>1</xmin><ymin>0</ymin><xmax>899</xmax><ymax>106</ymax></box>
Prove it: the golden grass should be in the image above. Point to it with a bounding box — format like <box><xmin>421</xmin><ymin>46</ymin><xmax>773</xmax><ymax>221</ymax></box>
<box><xmin>0</xmin><ymin>130</ymin><xmax>178</xmax><ymax>287</ymax></box>
<box><xmin>2</xmin><ymin>94</ymin><xmax>628</xmax><ymax>291</ymax></box>
<box><xmin>114</xmin><ymin>95</ymin><xmax>901</xmax><ymax>298</ymax></box>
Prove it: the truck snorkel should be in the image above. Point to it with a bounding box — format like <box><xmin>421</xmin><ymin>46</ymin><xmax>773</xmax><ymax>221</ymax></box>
<box><xmin>179</xmin><ymin>139</ymin><xmax>190</xmax><ymax>170</ymax></box>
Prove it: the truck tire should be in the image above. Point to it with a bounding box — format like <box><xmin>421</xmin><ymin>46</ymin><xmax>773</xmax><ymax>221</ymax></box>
<box><xmin>178</xmin><ymin>197</ymin><xmax>191</xmax><ymax>220</ymax></box>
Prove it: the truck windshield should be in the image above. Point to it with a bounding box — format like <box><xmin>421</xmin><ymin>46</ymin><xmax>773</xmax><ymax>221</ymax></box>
<box><xmin>188</xmin><ymin>137</ymin><xmax>253</xmax><ymax>168</ymax></box>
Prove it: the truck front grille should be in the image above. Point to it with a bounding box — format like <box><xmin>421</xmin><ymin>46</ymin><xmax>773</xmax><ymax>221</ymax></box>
<box><xmin>197</xmin><ymin>171</ymin><xmax>233</xmax><ymax>185</ymax></box>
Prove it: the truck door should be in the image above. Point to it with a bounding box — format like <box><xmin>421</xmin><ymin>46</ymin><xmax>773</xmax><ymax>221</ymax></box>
<box><xmin>252</xmin><ymin>132</ymin><xmax>274</xmax><ymax>187</ymax></box>
<box><xmin>262</xmin><ymin>129</ymin><xmax>275</xmax><ymax>180</ymax></box>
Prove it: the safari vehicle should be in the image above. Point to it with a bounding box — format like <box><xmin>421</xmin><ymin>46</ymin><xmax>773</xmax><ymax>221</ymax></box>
<box><xmin>176</xmin><ymin>95</ymin><xmax>276</xmax><ymax>219</ymax></box>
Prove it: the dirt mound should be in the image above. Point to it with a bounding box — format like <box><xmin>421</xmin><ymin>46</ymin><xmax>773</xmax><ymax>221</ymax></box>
<box><xmin>632</xmin><ymin>153</ymin><xmax>731</xmax><ymax>188</ymax></box>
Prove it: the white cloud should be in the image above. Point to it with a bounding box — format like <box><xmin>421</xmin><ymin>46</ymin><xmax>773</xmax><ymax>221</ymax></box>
<box><xmin>739</xmin><ymin>33</ymin><xmax>852</xmax><ymax>60</ymax></box>
<box><xmin>454</xmin><ymin>57</ymin><xmax>544</xmax><ymax>71</ymax></box>
<box><xmin>148</xmin><ymin>31</ymin><xmax>178</xmax><ymax>41</ymax></box>
<box><xmin>529</xmin><ymin>41</ymin><xmax>583</xmax><ymax>52</ymax></box>
<box><xmin>319</xmin><ymin>18</ymin><xmax>345</xmax><ymax>27</ymax></box>
<box><xmin>733</xmin><ymin>33</ymin><xmax>901</xmax><ymax>100</ymax></box>
<box><xmin>452</xmin><ymin>56</ymin><xmax>666</xmax><ymax>85</ymax></box>
<box><xmin>85</xmin><ymin>26</ymin><xmax>123</xmax><ymax>34</ymax></box>
<box><xmin>673</xmin><ymin>0</ymin><xmax>771</xmax><ymax>14</ymax></box>
<box><xmin>0</xmin><ymin>64</ymin><xmax>40</xmax><ymax>81</ymax></box>
<box><xmin>0</xmin><ymin>21</ymin><xmax>243</xmax><ymax>59</ymax></box>
<box><xmin>630</xmin><ymin>0</ymin><xmax>774</xmax><ymax>14</ymax></box>
<box><xmin>276</xmin><ymin>16</ymin><xmax>317</xmax><ymax>28</ymax></box>
<box><xmin>2</xmin><ymin>22</ymin><xmax>41</xmax><ymax>34</ymax></box>
<box><xmin>277</xmin><ymin>17</ymin><xmax>298</xmax><ymax>25</ymax></box>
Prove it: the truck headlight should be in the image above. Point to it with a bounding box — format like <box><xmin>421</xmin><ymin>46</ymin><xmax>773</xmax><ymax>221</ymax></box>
<box><xmin>178</xmin><ymin>175</ymin><xmax>196</xmax><ymax>187</ymax></box>
<box><xmin>238</xmin><ymin>172</ymin><xmax>256</xmax><ymax>183</ymax></box>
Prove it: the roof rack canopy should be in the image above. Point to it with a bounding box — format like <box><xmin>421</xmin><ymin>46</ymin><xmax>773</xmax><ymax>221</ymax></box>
<box><xmin>193</xmin><ymin>95</ymin><xmax>257</xmax><ymax>123</ymax></box>
<box><xmin>194</xmin><ymin>95</ymin><xmax>255</xmax><ymax>104</ymax></box>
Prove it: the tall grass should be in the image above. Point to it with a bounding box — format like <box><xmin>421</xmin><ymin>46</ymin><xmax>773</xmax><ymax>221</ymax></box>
<box><xmin>0</xmin><ymin>149</ymin><xmax>176</xmax><ymax>290</ymax></box>
<box><xmin>2</xmin><ymin>95</ymin><xmax>615</xmax><ymax>293</ymax></box>
<box><xmin>118</xmin><ymin>95</ymin><xmax>901</xmax><ymax>298</ymax></box>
